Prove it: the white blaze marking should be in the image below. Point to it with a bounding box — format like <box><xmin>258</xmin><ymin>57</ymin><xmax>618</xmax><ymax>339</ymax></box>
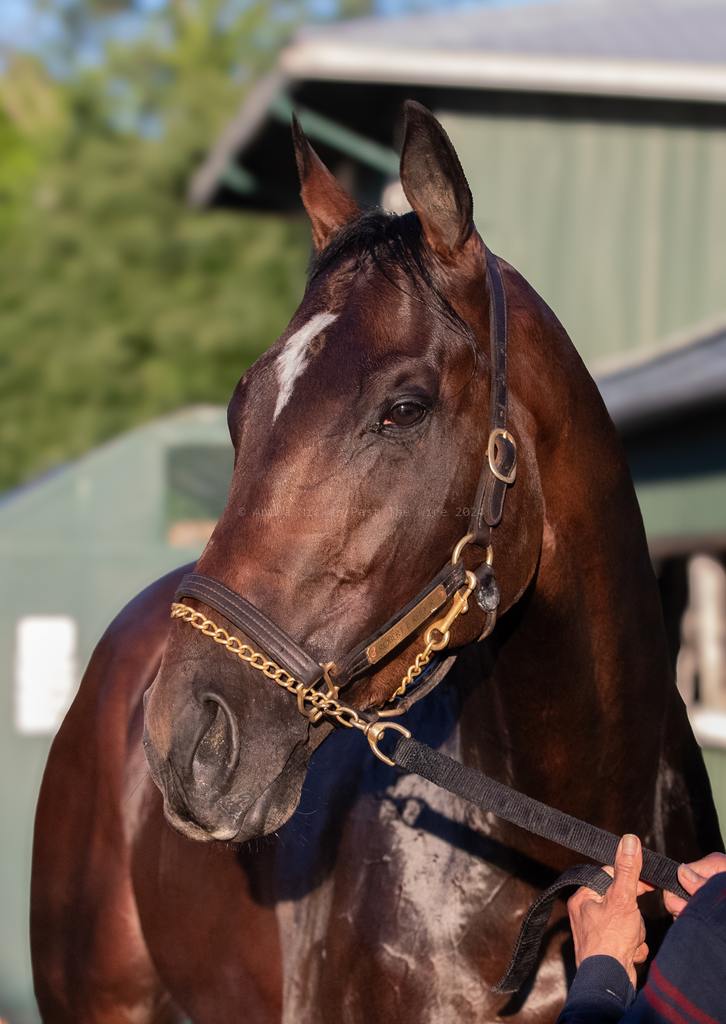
<box><xmin>273</xmin><ymin>311</ymin><xmax>337</xmax><ymax>421</ymax></box>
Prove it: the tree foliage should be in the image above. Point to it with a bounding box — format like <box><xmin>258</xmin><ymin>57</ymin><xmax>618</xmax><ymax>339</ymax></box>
<box><xmin>0</xmin><ymin>1</ymin><xmax>313</xmax><ymax>491</ymax></box>
<box><xmin>1</xmin><ymin>0</ymin><xmax>469</xmax><ymax>491</ymax></box>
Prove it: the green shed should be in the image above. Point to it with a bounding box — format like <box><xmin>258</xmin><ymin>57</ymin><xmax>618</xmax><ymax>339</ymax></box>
<box><xmin>0</xmin><ymin>406</ymin><xmax>231</xmax><ymax>1023</ymax></box>
<box><xmin>191</xmin><ymin>0</ymin><xmax>726</xmax><ymax>368</ymax></box>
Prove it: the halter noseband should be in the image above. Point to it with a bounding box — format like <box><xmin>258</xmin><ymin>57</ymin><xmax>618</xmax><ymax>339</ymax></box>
<box><xmin>171</xmin><ymin>248</ymin><xmax>517</xmax><ymax>765</ymax></box>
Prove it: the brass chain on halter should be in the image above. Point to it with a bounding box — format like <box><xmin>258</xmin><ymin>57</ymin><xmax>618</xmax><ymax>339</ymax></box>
<box><xmin>170</xmin><ymin>555</ymin><xmax>479</xmax><ymax>764</ymax></box>
<box><xmin>378</xmin><ymin>534</ymin><xmax>496</xmax><ymax>713</ymax></box>
<box><xmin>378</xmin><ymin>566</ymin><xmax>478</xmax><ymax>714</ymax></box>
<box><xmin>170</xmin><ymin>601</ymin><xmax>409</xmax><ymax>765</ymax></box>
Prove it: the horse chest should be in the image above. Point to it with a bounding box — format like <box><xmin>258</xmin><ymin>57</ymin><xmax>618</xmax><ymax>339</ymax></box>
<box><xmin>271</xmin><ymin>724</ymin><xmax>565</xmax><ymax>1023</ymax></box>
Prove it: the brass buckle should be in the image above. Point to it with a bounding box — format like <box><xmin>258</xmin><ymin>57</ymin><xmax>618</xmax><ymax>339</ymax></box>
<box><xmin>365</xmin><ymin>720</ymin><xmax>411</xmax><ymax>767</ymax></box>
<box><xmin>487</xmin><ymin>428</ymin><xmax>517</xmax><ymax>484</ymax></box>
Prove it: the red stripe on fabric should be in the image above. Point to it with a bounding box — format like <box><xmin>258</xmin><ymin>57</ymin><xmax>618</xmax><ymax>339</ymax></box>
<box><xmin>645</xmin><ymin>984</ymin><xmax>690</xmax><ymax>1024</ymax></box>
<box><xmin>650</xmin><ymin>962</ymin><xmax>720</xmax><ymax>1024</ymax></box>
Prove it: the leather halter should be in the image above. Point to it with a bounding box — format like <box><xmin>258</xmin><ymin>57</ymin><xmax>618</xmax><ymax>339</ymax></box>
<box><xmin>172</xmin><ymin>248</ymin><xmax>517</xmax><ymax>755</ymax></box>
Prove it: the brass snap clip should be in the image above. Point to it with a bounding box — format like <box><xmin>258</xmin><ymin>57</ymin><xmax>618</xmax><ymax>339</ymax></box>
<box><xmin>365</xmin><ymin>720</ymin><xmax>411</xmax><ymax>767</ymax></box>
<box><xmin>424</xmin><ymin>571</ymin><xmax>477</xmax><ymax>651</ymax></box>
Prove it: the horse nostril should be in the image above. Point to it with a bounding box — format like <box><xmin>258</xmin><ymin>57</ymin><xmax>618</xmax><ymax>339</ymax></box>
<box><xmin>194</xmin><ymin>691</ymin><xmax>241</xmax><ymax>782</ymax></box>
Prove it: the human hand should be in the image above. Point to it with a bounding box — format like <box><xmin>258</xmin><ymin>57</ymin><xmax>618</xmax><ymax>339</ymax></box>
<box><xmin>664</xmin><ymin>852</ymin><xmax>726</xmax><ymax>918</ymax></box>
<box><xmin>567</xmin><ymin>834</ymin><xmax>652</xmax><ymax>987</ymax></box>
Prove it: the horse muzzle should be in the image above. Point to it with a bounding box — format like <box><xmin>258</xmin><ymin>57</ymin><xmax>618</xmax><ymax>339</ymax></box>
<box><xmin>142</xmin><ymin>677</ymin><xmax>313</xmax><ymax>843</ymax></box>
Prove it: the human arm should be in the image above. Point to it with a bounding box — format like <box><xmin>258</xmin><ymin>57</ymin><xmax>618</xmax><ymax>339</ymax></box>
<box><xmin>557</xmin><ymin>843</ymin><xmax>726</xmax><ymax>1024</ymax></box>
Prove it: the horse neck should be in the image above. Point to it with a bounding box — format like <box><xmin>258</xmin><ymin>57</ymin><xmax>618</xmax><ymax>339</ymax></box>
<box><xmin>460</xmin><ymin>303</ymin><xmax>680</xmax><ymax>848</ymax></box>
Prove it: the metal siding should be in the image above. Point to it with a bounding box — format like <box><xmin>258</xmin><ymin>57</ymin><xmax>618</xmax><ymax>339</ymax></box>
<box><xmin>440</xmin><ymin>109</ymin><xmax>726</xmax><ymax>366</ymax></box>
<box><xmin>703</xmin><ymin>748</ymin><xmax>726</xmax><ymax>835</ymax></box>
<box><xmin>704</xmin><ymin>131</ymin><xmax>726</xmax><ymax>313</ymax></box>
<box><xmin>624</xmin><ymin>408</ymin><xmax>726</xmax><ymax>545</ymax></box>
<box><xmin>0</xmin><ymin>408</ymin><xmax>231</xmax><ymax>1023</ymax></box>
<box><xmin>635</xmin><ymin>472</ymin><xmax>726</xmax><ymax>540</ymax></box>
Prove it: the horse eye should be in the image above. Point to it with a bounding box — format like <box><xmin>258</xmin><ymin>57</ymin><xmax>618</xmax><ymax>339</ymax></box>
<box><xmin>383</xmin><ymin>400</ymin><xmax>428</xmax><ymax>428</ymax></box>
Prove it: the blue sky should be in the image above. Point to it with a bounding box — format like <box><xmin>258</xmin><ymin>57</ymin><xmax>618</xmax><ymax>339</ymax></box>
<box><xmin>0</xmin><ymin>0</ymin><xmax>550</xmax><ymax>53</ymax></box>
<box><xmin>0</xmin><ymin>0</ymin><xmax>164</xmax><ymax>51</ymax></box>
<box><xmin>1</xmin><ymin>0</ymin><xmax>43</xmax><ymax>50</ymax></box>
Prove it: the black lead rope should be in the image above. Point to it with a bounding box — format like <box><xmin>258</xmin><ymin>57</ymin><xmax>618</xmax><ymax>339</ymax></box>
<box><xmin>494</xmin><ymin>864</ymin><xmax>612</xmax><ymax>993</ymax></box>
<box><xmin>392</xmin><ymin>735</ymin><xmax>688</xmax><ymax>993</ymax></box>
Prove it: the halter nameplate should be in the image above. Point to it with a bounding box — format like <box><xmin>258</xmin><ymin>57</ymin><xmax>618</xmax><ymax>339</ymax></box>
<box><xmin>366</xmin><ymin>583</ymin><xmax>447</xmax><ymax>664</ymax></box>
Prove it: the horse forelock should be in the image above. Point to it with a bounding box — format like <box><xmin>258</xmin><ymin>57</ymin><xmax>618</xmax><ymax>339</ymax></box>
<box><xmin>308</xmin><ymin>208</ymin><xmax>472</xmax><ymax>341</ymax></box>
<box><xmin>239</xmin><ymin>209</ymin><xmax>478</xmax><ymax>436</ymax></box>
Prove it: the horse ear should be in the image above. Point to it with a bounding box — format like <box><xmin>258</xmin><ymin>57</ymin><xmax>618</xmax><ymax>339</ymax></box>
<box><xmin>399</xmin><ymin>100</ymin><xmax>475</xmax><ymax>259</ymax></box>
<box><xmin>291</xmin><ymin>114</ymin><xmax>360</xmax><ymax>252</ymax></box>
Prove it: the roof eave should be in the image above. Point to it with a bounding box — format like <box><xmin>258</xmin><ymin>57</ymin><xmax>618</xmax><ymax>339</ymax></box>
<box><xmin>596</xmin><ymin>317</ymin><xmax>726</xmax><ymax>433</ymax></box>
<box><xmin>188</xmin><ymin>71</ymin><xmax>289</xmax><ymax>209</ymax></box>
<box><xmin>280</xmin><ymin>42</ymin><xmax>726</xmax><ymax>104</ymax></box>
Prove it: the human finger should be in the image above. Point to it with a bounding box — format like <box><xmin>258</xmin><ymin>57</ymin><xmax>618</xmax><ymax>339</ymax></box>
<box><xmin>610</xmin><ymin>834</ymin><xmax>642</xmax><ymax>904</ymax></box>
<box><xmin>664</xmin><ymin>889</ymin><xmax>688</xmax><ymax>917</ymax></box>
<box><xmin>682</xmin><ymin>852</ymin><xmax>726</xmax><ymax>884</ymax></box>
<box><xmin>678</xmin><ymin>862</ymin><xmax>706</xmax><ymax>897</ymax></box>
<box><xmin>663</xmin><ymin>856</ymin><xmax>721</xmax><ymax>917</ymax></box>
<box><xmin>567</xmin><ymin>886</ymin><xmax>603</xmax><ymax>913</ymax></box>
<box><xmin>600</xmin><ymin>864</ymin><xmax>653</xmax><ymax>895</ymax></box>
<box><xmin>633</xmin><ymin>942</ymin><xmax>649</xmax><ymax>965</ymax></box>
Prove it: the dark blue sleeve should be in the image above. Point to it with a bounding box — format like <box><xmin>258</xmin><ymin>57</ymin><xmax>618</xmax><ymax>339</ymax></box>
<box><xmin>556</xmin><ymin>955</ymin><xmax>635</xmax><ymax>1023</ymax></box>
<box><xmin>557</xmin><ymin>872</ymin><xmax>726</xmax><ymax>1024</ymax></box>
<box><xmin>619</xmin><ymin>871</ymin><xmax>726</xmax><ymax>1022</ymax></box>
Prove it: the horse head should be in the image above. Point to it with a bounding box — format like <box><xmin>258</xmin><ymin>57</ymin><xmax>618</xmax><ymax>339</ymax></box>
<box><xmin>143</xmin><ymin>102</ymin><xmax>544</xmax><ymax>843</ymax></box>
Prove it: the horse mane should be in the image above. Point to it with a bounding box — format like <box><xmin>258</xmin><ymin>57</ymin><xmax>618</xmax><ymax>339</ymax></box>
<box><xmin>308</xmin><ymin>208</ymin><xmax>472</xmax><ymax>340</ymax></box>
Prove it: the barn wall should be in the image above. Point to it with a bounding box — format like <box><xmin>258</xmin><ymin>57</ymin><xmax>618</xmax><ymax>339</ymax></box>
<box><xmin>0</xmin><ymin>407</ymin><xmax>231</xmax><ymax>1023</ymax></box>
<box><xmin>625</xmin><ymin>406</ymin><xmax>726</xmax><ymax>545</ymax></box>
<box><xmin>704</xmin><ymin>749</ymin><xmax>726</xmax><ymax>834</ymax></box>
<box><xmin>440</xmin><ymin>103</ymin><xmax>726</xmax><ymax>366</ymax></box>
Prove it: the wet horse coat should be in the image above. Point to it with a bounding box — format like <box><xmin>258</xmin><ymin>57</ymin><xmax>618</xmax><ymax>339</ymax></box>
<box><xmin>31</xmin><ymin>103</ymin><xmax>722</xmax><ymax>1023</ymax></box>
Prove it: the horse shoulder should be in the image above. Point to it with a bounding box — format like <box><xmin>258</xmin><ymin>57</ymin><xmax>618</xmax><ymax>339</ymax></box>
<box><xmin>30</xmin><ymin>566</ymin><xmax>190</xmax><ymax>1023</ymax></box>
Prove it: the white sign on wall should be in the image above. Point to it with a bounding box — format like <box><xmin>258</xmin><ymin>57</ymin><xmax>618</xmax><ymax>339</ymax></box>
<box><xmin>14</xmin><ymin>616</ymin><xmax>78</xmax><ymax>736</ymax></box>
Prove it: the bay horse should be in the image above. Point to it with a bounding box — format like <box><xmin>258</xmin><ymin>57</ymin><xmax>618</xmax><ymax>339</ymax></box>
<box><xmin>31</xmin><ymin>102</ymin><xmax>722</xmax><ymax>1023</ymax></box>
